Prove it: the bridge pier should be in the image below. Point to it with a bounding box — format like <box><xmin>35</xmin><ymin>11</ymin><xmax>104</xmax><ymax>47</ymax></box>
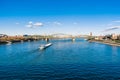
<box><xmin>45</xmin><ymin>38</ymin><xmax>49</xmax><ymax>42</ymax></box>
<box><xmin>72</xmin><ymin>38</ymin><xmax>75</xmax><ymax>42</ymax></box>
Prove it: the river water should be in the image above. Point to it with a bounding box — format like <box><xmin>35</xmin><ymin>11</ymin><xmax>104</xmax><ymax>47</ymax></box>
<box><xmin>0</xmin><ymin>38</ymin><xmax>120</xmax><ymax>80</ymax></box>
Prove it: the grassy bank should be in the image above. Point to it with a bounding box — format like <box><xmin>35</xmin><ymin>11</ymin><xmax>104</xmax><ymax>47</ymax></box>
<box><xmin>0</xmin><ymin>37</ymin><xmax>42</xmax><ymax>45</ymax></box>
<box><xmin>88</xmin><ymin>40</ymin><xmax>120</xmax><ymax>47</ymax></box>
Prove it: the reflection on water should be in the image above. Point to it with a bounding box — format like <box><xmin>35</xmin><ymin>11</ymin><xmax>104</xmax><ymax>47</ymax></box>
<box><xmin>112</xmin><ymin>46</ymin><xmax>118</xmax><ymax>55</ymax></box>
<box><xmin>0</xmin><ymin>38</ymin><xmax>120</xmax><ymax>79</ymax></box>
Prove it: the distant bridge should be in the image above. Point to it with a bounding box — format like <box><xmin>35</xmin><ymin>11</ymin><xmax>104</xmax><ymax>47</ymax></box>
<box><xmin>51</xmin><ymin>33</ymin><xmax>72</xmax><ymax>37</ymax></box>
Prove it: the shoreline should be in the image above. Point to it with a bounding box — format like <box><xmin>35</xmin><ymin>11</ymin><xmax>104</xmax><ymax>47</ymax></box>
<box><xmin>0</xmin><ymin>38</ymin><xmax>41</xmax><ymax>45</ymax></box>
<box><xmin>89</xmin><ymin>40</ymin><xmax>120</xmax><ymax>47</ymax></box>
<box><xmin>0</xmin><ymin>38</ymin><xmax>74</xmax><ymax>45</ymax></box>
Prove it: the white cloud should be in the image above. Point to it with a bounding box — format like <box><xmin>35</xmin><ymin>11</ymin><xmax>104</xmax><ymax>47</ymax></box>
<box><xmin>113</xmin><ymin>20</ymin><xmax>120</xmax><ymax>22</ymax></box>
<box><xmin>104</xmin><ymin>26</ymin><xmax>120</xmax><ymax>32</ymax></box>
<box><xmin>34</xmin><ymin>22</ymin><xmax>43</xmax><ymax>27</ymax></box>
<box><xmin>26</xmin><ymin>21</ymin><xmax>43</xmax><ymax>28</ymax></box>
<box><xmin>29</xmin><ymin>21</ymin><xmax>33</xmax><ymax>24</ymax></box>
<box><xmin>26</xmin><ymin>24</ymin><xmax>33</xmax><ymax>28</ymax></box>
<box><xmin>45</xmin><ymin>21</ymin><xmax>62</xmax><ymax>26</ymax></box>
<box><xmin>53</xmin><ymin>21</ymin><xmax>62</xmax><ymax>25</ymax></box>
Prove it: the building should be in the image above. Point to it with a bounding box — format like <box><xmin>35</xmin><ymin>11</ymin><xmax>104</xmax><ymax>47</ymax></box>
<box><xmin>89</xmin><ymin>32</ymin><xmax>92</xmax><ymax>36</ymax></box>
<box><xmin>117</xmin><ymin>34</ymin><xmax>120</xmax><ymax>40</ymax></box>
<box><xmin>112</xmin><ymin>34</ymin><xmax>118</xmax><ymax>40</ymax></box>
<box><xmin>95</xmin><ymin>36</ymin><xmax>104</xmax><ymax>40</ymax></box>
<box><xmin>0</xmin><ymin>34</ymin><xmax>8</xmax><ymax>38</ymax></box>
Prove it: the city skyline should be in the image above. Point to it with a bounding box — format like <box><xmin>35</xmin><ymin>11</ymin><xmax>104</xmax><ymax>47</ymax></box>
<box><xmin>0</xmin><ymin>0</ymin><xmax>120</xmax><ymax>35</ymax></box>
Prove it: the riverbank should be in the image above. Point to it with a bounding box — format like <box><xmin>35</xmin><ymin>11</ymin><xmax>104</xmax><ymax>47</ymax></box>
<box><xmin>88</xmin><ymin>40</ymin><xmax>120</xmax><ymax>47</ymax></box>
<box><xmin>0</xmin><ymin>36</ymin><xmax>76</xmax><ymax>45</ymax></box>
<box><xmin>0</xmin><ymin>38</ymin><xmax>41</xmax><ymax>45</ymax></box>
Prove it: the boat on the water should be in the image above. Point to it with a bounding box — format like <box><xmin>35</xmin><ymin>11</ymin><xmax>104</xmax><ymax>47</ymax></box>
<box><xmin>6</xmin><ymin>41</ymin><xmax>12</xmax><ymax>45</ymax></box>
<box><xmin>39</xmin><ymin>43</ymin><xmax>52</xmax><ymax>50</ymax></box>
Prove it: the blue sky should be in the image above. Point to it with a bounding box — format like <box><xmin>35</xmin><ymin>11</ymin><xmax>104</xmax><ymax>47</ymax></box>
<box><xmin>0</xmin><ymin>0</ymin><xmax>120</xmax><ymax>35</ymax></box>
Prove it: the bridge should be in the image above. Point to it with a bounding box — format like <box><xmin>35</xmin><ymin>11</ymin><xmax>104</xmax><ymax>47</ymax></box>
<box><xmin>51</xmin><ymin>33</ymin><xmax>73</xmax><ymax>38</ymax></box>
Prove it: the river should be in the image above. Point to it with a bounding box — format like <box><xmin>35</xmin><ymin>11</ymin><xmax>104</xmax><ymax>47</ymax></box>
<box><xmin>0</xmin><ymin>38</ymin><xmax>120</xmax><ymax>79</ymax></box>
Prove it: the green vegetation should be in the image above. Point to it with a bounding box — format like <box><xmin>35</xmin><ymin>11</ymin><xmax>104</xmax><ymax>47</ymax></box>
<box><xmin>87</xmin><ymin>36</ymin><xmax>95</xmax><ymax>40</ymax></box>
<box><xmin>115</xmin><ymin>40</ymin><xmax>120</xmax><ymax>43</ymax></box>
